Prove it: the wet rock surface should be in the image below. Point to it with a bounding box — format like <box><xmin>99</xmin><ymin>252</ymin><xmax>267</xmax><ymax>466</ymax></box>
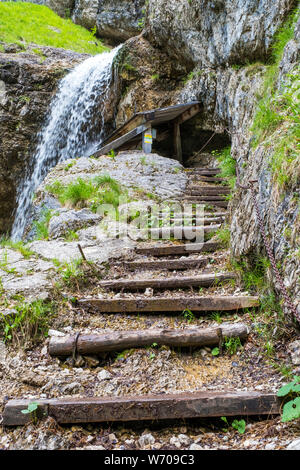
<box><xmin>0</xmin><ymin>45</ymin><xmax>88</xmax><ymax>234</ymax></box>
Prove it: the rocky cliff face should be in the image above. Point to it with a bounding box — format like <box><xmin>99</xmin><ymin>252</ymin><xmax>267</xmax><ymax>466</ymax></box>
<box><xmin>145</xmin><ymin>0</ymin><xmax>295</xmax><ymax>68</ymax></box>
<box><xmin>73</xmin><ymin>0</ymin><xmax>146</xmax><ymax>43</ymax></box>
<box><xmin>0</xmin><ymin>45</ymin><xmax>87</xmax><ymax>234</ymax></box>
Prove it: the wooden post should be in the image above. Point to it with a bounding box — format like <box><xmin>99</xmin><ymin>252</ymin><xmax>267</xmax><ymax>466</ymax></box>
<box><xmin>142</xmin><ymin>126</ymin><xmax>152</xmax><ymax>154</ymax></box>
<box><xmin>174</xmin><ymin>119</ymin><xmax>182</xmax><ymax>163</ymax></box>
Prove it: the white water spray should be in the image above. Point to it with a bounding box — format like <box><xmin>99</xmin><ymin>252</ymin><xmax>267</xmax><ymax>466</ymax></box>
<box><xmin>11</xmin><ymin>45</ymin><xmax>122</xmax><ymax>240</ymax></box>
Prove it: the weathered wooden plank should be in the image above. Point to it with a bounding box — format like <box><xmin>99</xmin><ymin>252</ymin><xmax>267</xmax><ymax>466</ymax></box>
<box><xmin>176</xmin><ymin>104</ymin><xmax>201</xmax><ymax>125</ymax></box>
<box><xmin>3</xmin><ymin>391</ymin><xmax>280</xmax><ymax>426</ymax></box>
<box><xmin>93</xmin><ymin>124</ymin><xmax>148</xmax><ymax>157</ymax></box>
<box><xmin>148</xmin><ymin>224</ymin><xmax>220</xmax><ymax>240</ymax></box>
<box><xmin>188</xmin><ymin>168</ymin><xmax>221</xmax><ymax>175</ymax></box>
<box><xmin>184</xmin><ymin>198</ymin><xmax>228</xmax><ymax>208</ymax></box>
<box><xmin>193</xmin><ymin>177</ymin><xmax>227</xmax><ymax>183</ymax></box>
<box><xmin>98</xmin><ymin>272</ymin><xmax>235</xmax><ymax>291</ymax></box>
<box><xmin>185</xmin><ymin>195</ymin><xmax>227</xmax><ymax>201</ymax></box>
<box><xmin>135</xmin><ymin>241</ymin><xmax>222</xmax><ymax>256</ymax></box>
<box><xmin>78</xmin><ymin>296</ymin><xmax>259</xmax><ymax>313</ymax></box>
<box><xmin>188</xmin><ymin>188</ymin><xmax>231</xmax><ymax>195</ymax></box>
<box><xmin>157</xmin><ymin>217</ymin><xmax>225</xmax><ymax>225</ymax></box>
<box><xmin>49</xmin><ymin>322</ymin><xmax>249</xmax><ymax>356</ymax></box>
<box><xmin>122</xmin><ymin>258</ymin><xmax>210</xmax><ymax>271</ymax></box>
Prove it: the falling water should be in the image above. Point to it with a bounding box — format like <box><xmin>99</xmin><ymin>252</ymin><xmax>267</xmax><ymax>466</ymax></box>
<box><xmin>11</xmin><ymin>45</ymin><xmax>122</xmax><ymax>240</ymax></box>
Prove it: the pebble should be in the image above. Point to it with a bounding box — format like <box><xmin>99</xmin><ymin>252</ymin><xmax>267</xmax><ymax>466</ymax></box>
<box><xmin>286</xmin><ymin>438</ymin><xmax>300</xmax><ymax>450</ymax></box>
<box><xmin>48</xmin><ymin>329</ymin><xmax>65</xmax><ymax>337</ymax></box>
<box><xmin>189</xmin><ymin>443</ymin><xmax>203</xmax><ymax>450</ymax></box>
<box><xmin>178</xmin><ymin>434</ymin><xmax>190</xmax><ymax>446</ymax></box>
<box><xmin>97</xmin><ymin>369</ymin><xmax>112</xmax><ymax>381</ymax></box>
<box><xmin>138</xmin><ymin>433</ymin><xmax>155</xmax><ymax>447</ymax></box>
<box><xmin>265</xmin><ymin>442</ymin><xmax>276</xmax><ymax>450</ymax></box>
<box><xmin>170</xmin><ymin>436</ymin><xmax>182</xmax><ymax>448</ymax></box>
<box><xmin>108</xmin><ymin>433</ymin><xmax>117</xmax><ymax>443</ymax></box>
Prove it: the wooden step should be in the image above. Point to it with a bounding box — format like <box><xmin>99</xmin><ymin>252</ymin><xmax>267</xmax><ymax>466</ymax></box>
<box><xmin>188</xmin><ymin>188</ymin><xmax>230</xmax><ymax>196</ymax></box>
<box><xmin>185</xmin><ymin>195</ymin><xmax>227</xmax><ymax>201</ymax></box>
<box><xmin>122</xmin><ymin>258</ymin><xmax>210</xmax><ymax>271</ymax></box>
<box><xmin>136</xmin><ymin>241</ymin><xmax>222</xmax><ymax>257</ymax></box>
<box><xmin>98</xmin><ymin>272</ymin><xmax>235</xmax><ymax>291</ymax></box>
<box><xmin>147</xmin><ymin>224</ymin><xmax>220</xmax><ymax>240</ymax></box>
<box><xmin>184</xmin><ymin>198</ymin><xmax>228</xmax><ymax>208</ymax></box>
<box><xmin>3</xmin><ymin>391</ymin><xmax>280</xmax><ymax>426</ymax></box>
<box><xmin>187</xmin><ymin>168</ymin><xmax>221</xmax><ymax>175</ymax></box>
<box><xmin>192</xmin><ymin>176</ymin><xmax>226</xmax><ymax>183</ymax></box>
<box><xmin>79</xmin><ymin>296</ymin><xmax>259</xmax><ymax>313</ymax></box>
<box><xmin>156</xmin><ymin>217</ymin><xmax>225</xmax><ymax>225</ymax></box>
<box><xmin>49</xmin><ymin>323</ymin><xmax>249</xmax><ymax>356</ymax></box>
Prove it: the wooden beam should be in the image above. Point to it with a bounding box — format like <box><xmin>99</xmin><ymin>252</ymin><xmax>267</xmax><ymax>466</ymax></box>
<box><xmin>135</xmin><ymin>241</ymin><xmax>222</xmax><ymax>256</ymax></box>
<box><xmin>3</xmin><ymin>391</ymin><xmax>280</xmax><ymax>426</ymax></box>
<box><xmin>173</xmin><ymin>119</ymin><xmax>182</xmax><ymax>163</ymax></box>
<box><xmin>78</xmin><ymin>296</ymin><xmax>260</xmax><ymax>313</ymax></box>
<box><xmin>49</xmin><ymin>323</ymin><xmax>249</xmax><ymax>356</ymax></box>
<box><xmin>121</xmin><ymin>258</ymin><xmax>210</xmax><ymax>271</ymax></box>
<box><xmin>147</xmin><ymin>224</ymin><xmax>220</xmax><ymax>240</ymax></box>
<box><xmin>98</xmin><ymin>272</ymin><xmax>236</xmax><ymax>291</ymax></box>
<box><xmin>177</xmin><ymin>103</ymin><xmax>201</xmax><ymax>125</ymax></box>
<box><xmin>93</xmin><ymin>124</ymin><xmax>148</xmax><ymax>157</ymax></box>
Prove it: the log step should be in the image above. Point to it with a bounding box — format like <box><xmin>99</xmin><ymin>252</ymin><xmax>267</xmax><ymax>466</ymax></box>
<box><xmin>3</xmin><ymin>391</ymin><xmax>280</xmax><ymax>426</ymax></box>
<box><xmin>98</xmin><ymin>272</ymin><xmax>235</xmax><ymax>291</ymax></box>
<box><xmin>136</xmin><ymin>241</ymin><xmax>222</xmax><ymax>257</ymax></box>
<box><xmin>187</xmin><ymin>168</ymin><xmax>221</xmax><ymax>175</ymax></box>
<box><xmin>192</xmin><ymin>177</ymin><xmax>226</xmax><ymax>183</ymax></box>
<box><xmin>122</xmin><ymin>258</ymin><xmax>211</xmax><ymax>271</ymax></box>
<box><xmin>185</xmin><ymin>195</ymin><xmax>227</xmax><ymax>201</ymax></box>
<box><xmin>49</xmin><ymin>323</ymin><xmax>249</xmax><ymax>356</ymax></box>
<box><xmin>156</xmin><ymin>217</ymin><xmax>224</xmax><ymax>225</ymax></box>
<box><xmin>79</xmin><ymin>296</ymin><xmax>259</xmax><ymax>313</ymax></box>
<box><xmin>188</xmin><ymin>189</ymin><xmax>230</xmax><ymax>196</ymax></box>
<box><xmin>188</xmin><ymin>186</ymin><xmax>230</xmax><ymax>193</ymax></box>
<box><xmin>147</xmin><ymin>224</ymin><xmax>220</xmax><ymax>240</ymax></box>
<box><xmin>184</xmin><ymin>199</ymin><xmax>228</xmax><ymax>208</ymax></box>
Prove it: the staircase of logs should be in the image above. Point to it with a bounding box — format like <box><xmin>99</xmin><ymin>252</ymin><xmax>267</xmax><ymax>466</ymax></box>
<box><xmin>3</xmin><ymin>167</ymin><xmax>281</xmax><ymax>426</ymax></box>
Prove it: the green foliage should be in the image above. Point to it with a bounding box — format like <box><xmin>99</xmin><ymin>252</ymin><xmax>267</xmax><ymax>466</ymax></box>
<box><xmin>232</xmin><ymin>419</ymin><xmax>246</xmax><ymax>434</ymax></box>
<box><xmin>231</xmin><ymin>256</ymin><xmax>270</xmax><ymax>293</ymax></box>
<box><xmin>46</xmin><ymin>175</ymin><xmax>124</xmax><ymax>212</ymax></box>
<box><xmin>0</xmin><ymin>2</ymin><xmax>108</xmax><ymax>54</ymax></box>
<box><xmin>212</xmin><ymin>147</ymin><xmax>236</xmax><ymax>190</ymax></box>
<box><xmin>211</xmin><ymin>347</ymin><xmax>220</xmax><ymax>356</ymax></box>
<box><xmin>0</xmin><ymin>238</ymin><xmax>33</xmax><ymax>259</ymax></box>
<box><xmin>64</xmin><ymin>230</ymin><xmax>79</xmax><ymax>241</ymax></box>
<box><xmin>277</xmin><ymin>376</ymin><xmax>300</xmax><ymax>422</ymax></box>
<box><xmin>55</xmin><ymin>259</ymin><xmax>84</xmax><ymax>287</ymax></box>
<box><xmin>250</xmin><ymin>7</ymin><xmax>300</xmax><ymax>189</ymax></box>
<box><xmin>215</xmin><ymin>226</ymin><xmax>231</xmax><ymax>248</ymax></box>
<box><xmin>33</xmin><ymin>207</ymin><xmax>53</xmax><ymax>240</ymax></box>
<box><xmin>224</xmin><ymin>336</ymin><xmax>242</xmax><ymax>355</ymax></box>
<box><xmin>0</xmin><ymin>300</ymin><xmax>53</xmax><ymax>347</ymax></box>
<box><xmin>220</xmin><ymin>417</ymin><xmax>246</xmax><ymax>434</ymax></box>
<box><xmin>182</xmin><ymin>308</ymin><xmax>195</xmax><ymax>323</ymax></box>
<box><xmin>21</xmin><ymin>401</ymin><xmax>40</xmax><ymax>423</ymax></box>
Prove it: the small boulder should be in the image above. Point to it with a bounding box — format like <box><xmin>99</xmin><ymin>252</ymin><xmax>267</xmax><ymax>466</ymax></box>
<box><xmin>48</xmin><ymin>209</ymin><xmax>102</xmax><ymax>239</ymax></box>
<box><xmin>287</xmin><ymin>438</ymin><xmax>300</xmax><ymax>450</ymax></box>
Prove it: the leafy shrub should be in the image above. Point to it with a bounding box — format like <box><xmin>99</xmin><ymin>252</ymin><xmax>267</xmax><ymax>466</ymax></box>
<box><xmin>0</xmin><ymin>300</ymin><xmax>53</xmax><ymax>347</ymax></box>
<box><xmin>277</xmin><ymin>376</ymin><xmax>300</xmax><ymax>422</ymax></box>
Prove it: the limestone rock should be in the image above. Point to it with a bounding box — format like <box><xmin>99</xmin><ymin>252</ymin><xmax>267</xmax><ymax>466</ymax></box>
<box><xmin>48</xmin><ymin>208</ymin><xmax>102</xmax><ymax>239</ymax></box>
<box><xmin>73</xmin><ymin>0</ymin><xmax>146</xmax><ymax>42</ymax></box>
<box><xmin>146</xmin><ymin>0</ymin><xmax>292</xmax><ymax>67</ymax></box>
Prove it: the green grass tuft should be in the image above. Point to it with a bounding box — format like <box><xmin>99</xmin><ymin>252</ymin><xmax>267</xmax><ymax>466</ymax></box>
<box><xmin>0</xmin><ymin>2</ymin><xmax>108</xmax><ymax>55</ymax></box>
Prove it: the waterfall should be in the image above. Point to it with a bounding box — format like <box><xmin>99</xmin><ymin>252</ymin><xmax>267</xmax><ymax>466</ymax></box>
<box><xmin>11</xmin><ymin>45</ymin><xmax>122</xmax><ymax>241</ymax></box>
